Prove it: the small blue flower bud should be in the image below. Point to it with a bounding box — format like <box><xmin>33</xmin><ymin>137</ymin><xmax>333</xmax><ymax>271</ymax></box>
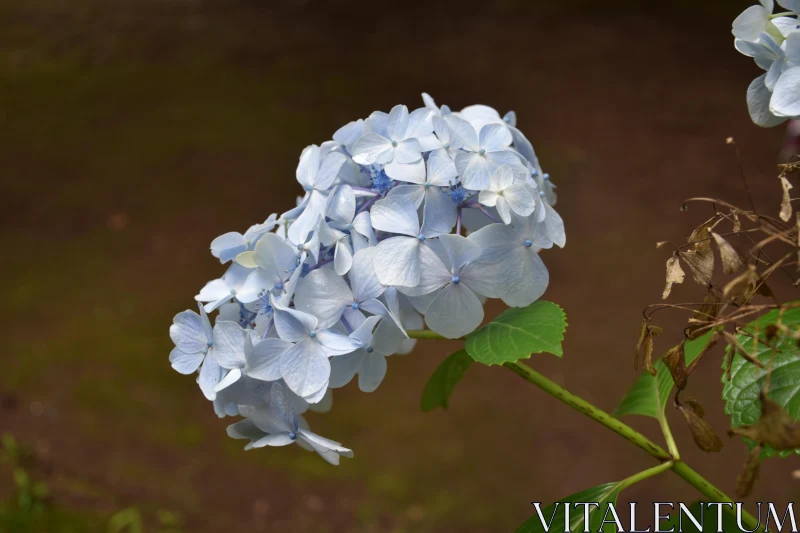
<box><xmin>478</xmin><ymin>148</ymin><xmax>486</xmax><ymax>156</ymax></box>
<box><xmin>451</xmin><ymin>275</ymin><xmax>460</xmax><ymax>284</ymax></box>
<box><xmin>417</xmin><ymin>234</ymin><xmax>426</xmax><ymax>242</ymax></box>
<box><xmin>351</xmin><ymin>302</ymin><xmax>360</xmax><ymax>310</ymax></box>
<box><xmin>524</xmin><ymin>239</ymin><xmax>533</xmax><ymax>248</ymax></box>
<box><xmin>366</xmin><ymin>346</ymin><xmax>374</xmax><ymax>353</ymax></box>
<box><xmin>309</xmin><ymin>330</ymin><xmax>317</xmax><ymax>338</ymax></box>
<box><xmin>288</xmin><ymin>432</ymin><xmax>297</xmax><ymax>441</ymax></box>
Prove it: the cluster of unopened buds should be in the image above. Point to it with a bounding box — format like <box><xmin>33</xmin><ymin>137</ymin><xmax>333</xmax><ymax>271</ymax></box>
<box><xmin>168</xmin><ymin>93</ymin><xmax>565</xmax><ymax>463</ymax></box>
<box><xmin>733</xmin><ymin>0</ymin><xmax>800</xmax><ymax>126</ymax></box>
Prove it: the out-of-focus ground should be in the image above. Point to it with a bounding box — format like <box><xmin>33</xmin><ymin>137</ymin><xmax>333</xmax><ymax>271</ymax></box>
<box><xmin>2</xmin><ymin>0</ymin><xmax>799</xmax><ymax>531</ymax></box>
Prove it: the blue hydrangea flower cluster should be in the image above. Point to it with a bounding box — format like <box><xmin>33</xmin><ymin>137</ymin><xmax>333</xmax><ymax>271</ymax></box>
<box><xmin>733</xmin><ymin>0</ymin><xmax>800</xmax><ymax>126</ymax></box>
<box><xmin>168</xmin><ymin>93</ymin><xmax>565</xmax><ymax>464</ymax></box>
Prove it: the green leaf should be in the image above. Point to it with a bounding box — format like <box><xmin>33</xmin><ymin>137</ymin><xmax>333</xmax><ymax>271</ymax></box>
<box><xmin>614</xmin><ymin>330</ymin><xmax>715</xmax><ymax>419</ymax></box>
<box><xmin>722</xmin><ymin>305</ymin><xmax>800</xmax><ymax>458</ymax></box>
<box><xmin>515</xmin><ymin>483</ymin><xmax>622</xmax><ymax>533</ymax></box>
<box><xmin>465</xmin><ymin>301</ymin><xmax>566</xmax><ymax>366</ymax></box>
<box><xmin>421</xmin><ymin>349</ymin><xmax>474</xmax><ymax>411</ymax></box>
<box><xmin>661</xmin><ymin>501</ymin><xmax>738</xmax><ymax>533</ymax></box>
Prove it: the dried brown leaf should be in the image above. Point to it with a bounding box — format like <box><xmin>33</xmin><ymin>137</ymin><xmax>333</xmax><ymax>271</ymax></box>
<box><xmin>635</xmin><ymin>319</ymin><xmax>662</xmax><ymax>373</ymax></box>
<box><xmin>662</xmin><ymin>253</ymin><xmax>685</xmax><ymax>299</ymax></box>
<box><xmin>711</xmin><ymin>232</ymin><xmax>744</xmax><ymax>274</ymax></box>
<box><xmin>687</xmin><ymin>290</ymin><xmax>722</xmax><ymax>340</ymax></box>
<box><xmin>732</xmin><ymin>212</ymin><xmax>742</xmax><ymax>233</ymax></box>
<box><xmin>723</xmin><ymin>266</ymin><xmax>760</xmax><ymax>305</ymax></box>
<box><xmin>678</xmin><ymin>402</ymin><xmax>724</xmax><ymax>453</ymax></box>
<box><xmin>780</xmin><ymin>175</ymin><xmax>794</xmax><ymax>222</ymax></box>
<box><xmin>663</xmin><ymin>342</ymin><xmax>688</xmax><ymax>390</ymax></box>
<box><xmin>682</xmin><ymin>225</ymin><xmax>715</xmax><ymax>285</ymax></box>
<box><xmin>736</xmin><ymin>445</ymin><xmax>762</xmax><ymax>497</ymax></box>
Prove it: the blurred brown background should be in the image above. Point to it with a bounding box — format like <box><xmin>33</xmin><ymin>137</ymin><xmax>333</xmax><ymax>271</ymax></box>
<box><xmin>2</xmin><ymin>0</ymin><xmax>799</xmax><ymax>531</ymax></box>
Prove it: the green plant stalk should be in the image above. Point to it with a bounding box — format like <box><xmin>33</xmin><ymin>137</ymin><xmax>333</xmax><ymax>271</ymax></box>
<box><xmin>406</xmin><ymin>330</ymin><xmax>758</xmax><ymax>530</ymax></box>
<box><xmin>618</xmin><ymin>461</ymin><xmax>674</xmax><ymax>492</ymax></box>
<box><xmin>658</xmin><ymin>410</ymin><xmax>681</xmax><ymax>461</ymax></box>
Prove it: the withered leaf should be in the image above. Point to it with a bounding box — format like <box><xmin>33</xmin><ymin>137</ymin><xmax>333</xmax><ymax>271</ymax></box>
<box><xmin>729</xmin><ymin>392</ymin><xmax>800</xmax><ymax>451</ymax></box>
<box><xmin>780</xmin><ymin>175</ymin><xmax>794</xmax><ymax>222</ymax></box>
<box><xmin>662</xmin><ymin>253</ymin><xmax>685</xmax><ymax>299</ymax></box>
<box><xmin>736</xmin><ymin>445</ymin><xmax>762</xmax><ymax>497</ymax></box>
<box><xmin>663</xmin><ymin>342</ymin><xmax>688</xmax><ymax>390</ymax></box>
<box><xmin>683</xmin><ymin>225</ymin><xmax>715</xmax><ymax>286</ymax></box>
<box><xmin>687</xmin><ymin>290</ymin><xmax>722</xmax><ymax>340</ymax></box>
<box><xmin>711</xmin><ymin>232</ymin><xmax>744</xmax><ymax>274</ymax></box>
<box><xmin>678</xmin><ymin>401</ymin><xmax>724</xmax><ymax>453</ymax></box>
<box><xmin>723</xmin><ymin>266</ymin><xmax>760</xmax><ymax>305</ymax></box>
<box><xmin>635</xmin><ymin>318</ymin><xmax>662</xmax><ymax>373</ymax></box>
<box><xmin>732</xmin><ymin>212</ymin><xmax>741</xmax><ymax>233</ymax></box>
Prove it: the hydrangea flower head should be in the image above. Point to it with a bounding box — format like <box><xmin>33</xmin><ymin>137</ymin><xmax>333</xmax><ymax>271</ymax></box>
<box><xmin>168</xmin><ymin>94</ymin><xmax>565</xmax><ymax>462</ymax></box>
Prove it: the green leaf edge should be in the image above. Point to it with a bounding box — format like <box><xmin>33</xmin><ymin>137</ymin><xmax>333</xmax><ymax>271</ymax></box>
<box><xmin>465</xmin><ymin>300</ymin><xmax>568</xmax><ymax>366</ymax></box>
<box><xmin>420</xmin><ymin>349</ymin><xmax>474</xmax><ymax>412</ymax></box>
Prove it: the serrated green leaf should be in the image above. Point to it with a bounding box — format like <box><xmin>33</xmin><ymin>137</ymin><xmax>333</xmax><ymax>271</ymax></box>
<box><xmin>661</xmin><ymin>501</ymin><xmax>738</xmax><ymax>533</ymax></box>
<box><xmin>516</xmin><ymin>483</ymin><xmax>621</xmax><ymax>533</ymax></box>
<box><xmin>614</xmin><ymin>330</ymin><xmax>716</xmax><ymax>419</ymax></box>
<box><xmin>722</xmin><ymin>305</ymin><xmax>800</xmax><ymax>458</ymax></box>
<box><xmin>421</xmin><ymin>349</ymin><xmax>474</xmax><ymax>412</ymax></box>
<box><xmin>465</xmin><ymin>301</ymin><xmax>566</xmax><ymax>366</ymax></box>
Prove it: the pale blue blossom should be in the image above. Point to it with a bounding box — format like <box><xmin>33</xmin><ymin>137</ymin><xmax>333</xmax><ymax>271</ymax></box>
<box><xmin>210</xmin><ymin>214</ymin><xmax>277</xmax><ymax>263</ymax></box>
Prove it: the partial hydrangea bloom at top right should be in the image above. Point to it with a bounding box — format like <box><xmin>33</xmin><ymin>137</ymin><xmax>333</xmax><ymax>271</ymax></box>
<box><xmin>733</xmin><ymin>0</ymin><xmax>800</xmax><ymax>126</ymax></box>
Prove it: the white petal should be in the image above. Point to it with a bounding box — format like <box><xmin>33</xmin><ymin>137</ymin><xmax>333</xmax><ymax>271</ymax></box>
<box><xmin>294</xmin><ymin>268</ymin><xmax>352</xmax><ymax>329</ymax></box>
<box><xmin>170</xmin><ymin>310</ymin><xmax>207</xmax><ymax>352</ymax></box>
<box><xmin>424</xmin><ymin>283</ymin><xmax>484</xmax><ymax>339</ymax></box>
<box><xmin>438</xmin><ymin>233</ymin><xmax>482</xmax><ymax>269</ymax></box>
<box><xmin>532</xmin><ymin>204</ymin><xmax>566</xmax><ymax>248</ymax></box>
<box><xmin>771</xmin><ymin>66</ymin><xmax>800</xmax><ymax>116</ymax></box>
<box><xmin>497</xmin><ymin>247</ymin><xmax>550</xmax><ymax>307</ymax></box>
<box><xmin>296</xmin><ymin>145</ymin><xmax>320</xmax><ymax>189</ymax></box>
<box><xmin>199</xmin><ymin>355</ymin><xmax>223</xmax><ymax>400</ymax></box>
<box><xmin>422</xmin><ymin>187</ymin><xmax>457</xmax><ymax>235</ymax></box>
<box><xmin>349</xmin><ymin>314</ymin><xmax>382</xmax><ymax>347</ymax></box>
<box><xmin>395</xmin><ymin>244</ymin><xmax>450</xmax><ymax>297</ymax></box>
<box><xmin>373</xmin><ymin>237</ymin><xmax>421</xmax><ymax>287</ymax></box>
<box><xmin>195</xmin><ymin>278</ymin><xmax>232</xmax><ymax>305</ymax></box>
<box><xmin>351</xmin><ymin>133</ymin><xmax>394</xmax><ymax>165</ymax></box>
<box><xmin>297</xmin><ymin>429</ymin><xmax>352</xmax><ymax>455</ymax></box>
<box><xmin>246</xmin><ymin>338</ymin><xmax>292</xmax><ymax>381</ymax></box>
<box><xmin>777</xmin><ymin>0</ymin><xmax>800</xmax><ymax>12</ymax></box>
<box><xmin>252</xmin><ymin>433</ymin><xmax>296</xmax><ymax>448</ymax></box>
<box><xmin>215</xmin><ymin>368</ymin><xmax>243</xmax><ymax>392</ymax></box>
<box><xmin>504</xmin><ymin>182</ymin><xmax>536</xmax><ymax>217</ymax></box>
<box><xmin>252</xmin><ymin>234</ymin><xmax>297</xmax><ymax>281</ymax></box>
<box><xmin>288</xmin><ymin>191</ymin><xmax>326</xmax><ymax>245</ymax></box>
<box><xmin>750</xmin><ymin>75</ymin><xmax>790</xmax><ymax>126</ymax></box>
<box><xmin>326</xmin><ymin>184</ymin><xmax>356</xmax><ymax>224</ymax></box>
<box><xmin>478</xmin><ymin>189</ymin><xmax>499</xmax><ymax>207</ymax></box>
<box><xmin>358</xmin><ymin>354</ymin><xmax>387</xmax><ymax>392</ymax></box>
<box><xmin>385</xmin><ymin>159</ymin><xmax>426</xmax><ymax>184</ymax></box>
<box><xmin>467</xmin><ymin>223</ymin><xmax>519</xmax><ymax>264</ymax></box>
<box><xmin>212</xmin><ymin>321</ymin><xmax>246</xmax><ymax>368</ymax></box>
<box><xmin>210</xmin><ymin>232</ymin><xmax>246</xmax><ymax>263</ymax></box>
<box><xmin>280</xmin><ymin>339</ymin><xmax>331</xmax><ymax>398</ymax></box>
<box><xmin>458</xmin><ymin>260</ymin><xmax>501</xmax><ymax>298</ymax></box>
<box><xmin>386</xmin><ymin>104</ymin><xmax>410</xmax><ymax>140</ymax></box>
<box><xmin>169</xmin><ymin>347</ymin><xmax>204</xmax><ymax>375</ymax></box>
<box><xmin>237</xmin><ymin>270</ymin><xmax>274</xmax><ymax>304</ymax></box>
<box><xmin>314</xmin><ymin>151</ymin><xmax>347</xmax><ymax>190</ymax></box>
<box><xmin>329</xmin><ymin>351</ymin><xmax>363</xmax><ymax>388</ymax></box>
<box><xmin>370</xmin><ymin>196</ymin><xmax>420</xmax><ymax>236</ymax></box>
<box><xmin>479</xmin><ymin>123</ymin><xmax>509</xmax><ymax>150</ymax></box>
<box><xmin>334</xmin><ymin>240</ymin><xmax>353</xmax><ymax>276</ymax></box>
<box><xmin>302</xmin><ymin>380</ymin><xmax>330</xmax><ymax>404</ymax></box>
<box><xmin>765</xmin><ymin>59</ymin><xmax>784</xmax><ymax>91</ymax></box>
<box><xmin>456</xmin><ymin>152</ymin><xmax>490</xmax><ymax>190</ymax></box>
<box><xmin>426</xmin><ymin>148</ymin><xmax>458</xmax><ymax>186</ymax></box>
<box><xmin>349</xmin><ymin>247</ymin><xmax>385</xmax><ymax>302</ymax></box>
<box><xmin>387</xmin><ymin>183</ymin><xmax>426</xmax><ymax>208</ymax></box>
<box><xmin>316</xmin><ymin>329</ymin><xmax>362</xmax><ymax>355</ymax></box>
<box><xmin>393</xmin><ymin>138</ymin><xmax>422</xmax><ymax>164</ymax></box>
<box><xmin>271</xmin><ymin>297</ymin><xmax>317</xmax><ymax>341</ymax></box>
<box><xmin>443</xmin><ymin>114</ymin><xmax>479</xmax><ymax>151</ymax></box>
<box><xmin>351</xmin><ymin>211</ymin><xmax>377</xmax><ymax>245</ymax></box>
<box><xmin>406</xmin><ymin>107</ymin><xmax>435</xmax><ymax>138</ymax></box>
<box><xmin>732</xmin><ymin>5</ymin><xmax>769</xmax><ymax>41</ymax></box>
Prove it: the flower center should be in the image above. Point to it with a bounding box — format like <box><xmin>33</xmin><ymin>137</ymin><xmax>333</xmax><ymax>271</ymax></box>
<box><xmin>443</xmin><ymin>142</ymin><xmax>450</xmax><ymax>149</ymax></box>
<box><xmin>230</xmin><ymin>289</ymin><xmax>237</xmax><ymax>296</ymax></box>
<box><xmin>424</xmin><ymin>182</ymin><xmax>432</xmax><ymax>189</ymax></box>
<box><xmin>417</xmin><ymin>234</ymin><xmax>426</xmax><ymax>242</ymax></box>
<box><xmin>288</xmin><ymin>432</ymin><xmax>297</xmax><ymax>440</ymax></box>
<box><xmin>391</xmin><ymin>140</ymin><xmax>398</xmax><ymax>147</ymax></box>
<box><xmin>309</xmin><ymin>330</ymin><xmax>317</xmax><ymax>338</ymax></box>
<box><xmin>524</xmin><ymin>239</ymin><xmax>533</xmax><ymax>248</ymax></box>
<box><xmin>478</xmin><ymin>148</ymin><xmax>486</xmax><ymax>156</ymax></box>
<box><xmin>304</xmin><ymin>185</ymin><xmax>313</xmax><ymax>192</ymax></box>
<box><xmin>539</xmin><ymin>190</ymin><xmax>546</xmax><ymax>198</ymax></box>
<box><xmin>351</xmin><ymin>302</ymin><xmax>360</xmax><ymax>310</ymax></box>
<box><xmin>366</xmin><ymin>346</ymin><xmax>374</xmax><ymax>353</ymax></box>
<box><xmin>451</xmin><ymin>275</ymin><xmax>460</xmax><ymax>284</ymax></box>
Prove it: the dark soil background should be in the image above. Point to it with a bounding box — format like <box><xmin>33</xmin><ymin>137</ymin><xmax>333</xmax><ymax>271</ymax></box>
<box><xmin>2</xmin><ymin>0</ymin><xmax>799</xmax><ymax>531</ymax></box>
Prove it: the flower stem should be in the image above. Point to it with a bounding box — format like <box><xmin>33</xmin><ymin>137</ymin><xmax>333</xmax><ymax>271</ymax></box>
<box><xmin>618</xmin><ymin>461</ymin><xmax>673</xmax><ymax>492</ymax></box>
<box><xmin>405</xmin><ymin>330</ymin><xmax>759</xmax><ymax>530</ymax></box>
